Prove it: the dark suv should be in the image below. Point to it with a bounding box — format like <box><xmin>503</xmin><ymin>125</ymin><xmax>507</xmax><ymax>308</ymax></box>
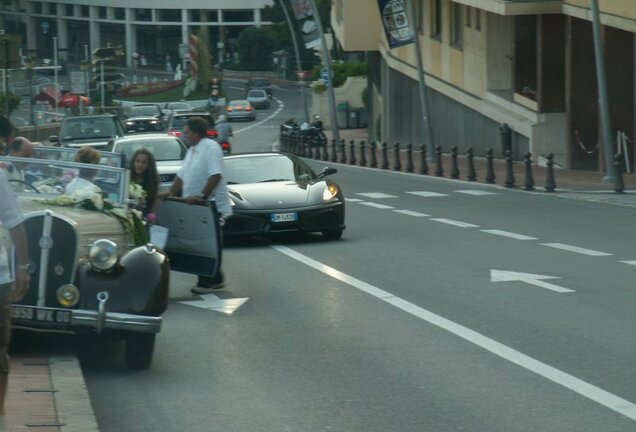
<box><xmin>247</xmin><ymin>78</ymin><xmax>273</xmax><ymax>98</ymax></box>
<box><xmin>166</xmin><ymin>112</ymin><xmax>230</xmax><ymax>154</ymax></box>
<box><xmin>124</xmin><ymin>104</ymin><xmax>168</xmax><ymax>132</ymax></box>
<box><xmin>49</xmin><ymin>115</ymin><xmax>126</xmax><ymax>150</ymax></box>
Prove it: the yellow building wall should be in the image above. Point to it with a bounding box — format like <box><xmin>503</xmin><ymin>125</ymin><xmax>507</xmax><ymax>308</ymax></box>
<box><xmin>565</xmin><ymin>0</ymin><xmax>636</xmax><ymax>21</ymax></box>
<box><xmin>331</xmin><ymin>0</ymin><xmax>382</xmax><ymax>51</ymax></box>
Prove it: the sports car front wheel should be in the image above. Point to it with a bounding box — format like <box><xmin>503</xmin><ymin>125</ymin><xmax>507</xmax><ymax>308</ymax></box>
<box><xmin>322</xmin><ymin>229</ymin><xmax>343</xmax><ymax>240</ymax></box>
<box><xmin>125</xmin><ymin>333</ymin><xmax>156</xmax><ymax>370</ymax></box>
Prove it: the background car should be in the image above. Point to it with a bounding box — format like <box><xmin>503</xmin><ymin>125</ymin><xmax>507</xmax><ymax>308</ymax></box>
<box><xmin>110</xmin><ymin>133</ymin><xmax>187</xmax><ymax>191</ymax></box>
<box><xmin>2</xmin><ymin>148</ymin><xmax>170</xmax><ymax>369</ymax></box>
<box><xmin>124</xmin><ymin>104</ymin><xmax>168</xmax><ymax>133</ymax></box>
<box><xmin>166</xmin><ymin>111</ymin><xmax>217</xmax><ymax>139</ymax></box>
<box><xmin>223</xmin><ymin>152</ymin><xmax>345</xmax><ymax>240</ymax></box>
<box><xmin>226</xmin><ymin>100</ymin><xmax>256</xmax><ymax>122</ymax></box>
<box><xmin>49</xmin><ymin>114</ymin><xmax>126</xmax><ymax>150</ymax></box>
<box><xmin>246</xmin><ymin>89</ymin><xmax>270</xmax><ymax>109</ymax></box>
<box><xmin>247</xmin><ymin>78</ymin><xmax>273</xmax><ymax>98</ymax></box>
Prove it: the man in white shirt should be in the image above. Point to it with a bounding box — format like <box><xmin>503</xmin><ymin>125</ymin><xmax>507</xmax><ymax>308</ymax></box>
<box><xmin>0</xmin><ymin>137</ymin><xmax>35</xmax><ymax>189</ymax></box>
<box><xmin>165</xmin><ymin>116</ymin><xmax>232</xmax><ymax>293</ymax></box>
<box><xmin>0</xmin><ymin>169</ymin><xmax>30</xmax><ymax>417</ymax></box>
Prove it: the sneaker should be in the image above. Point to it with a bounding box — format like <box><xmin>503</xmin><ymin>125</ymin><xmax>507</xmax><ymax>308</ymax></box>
<box><xmin>191</xmin><ymin>281</ymin><xmax>226</xmax><ymax>294</ymax></box>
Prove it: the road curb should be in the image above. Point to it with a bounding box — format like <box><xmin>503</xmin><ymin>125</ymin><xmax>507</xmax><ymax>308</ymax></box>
<box><xmin>49</xmin><ymin>355</ymin><xmax>100</xmax><ymax>432</ymax></box>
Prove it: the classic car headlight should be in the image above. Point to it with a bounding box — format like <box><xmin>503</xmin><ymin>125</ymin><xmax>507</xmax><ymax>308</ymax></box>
<box><xmin>89</xmin><ymin>239</ymin><xmax>119</xmax><ymax>271</ymax></box>
<box><xmin>57</xmin><ymin>284</ymin><xmax>80</xmax><ymax>307</ymax></box>
<box><xmin>126</xmin><ymin>121</ymin><xmax>134</xmax><ymax>125</ymax></box>
<box><xmin>323</xmin><ymin>184</ymin><xmax>338</xmax><ymax>201</ymax></box>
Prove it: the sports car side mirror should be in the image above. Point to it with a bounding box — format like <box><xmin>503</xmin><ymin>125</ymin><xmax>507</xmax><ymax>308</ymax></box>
<box><xmin>318</xmin><ymin>167</ymin><xmax>337</xmax><ymax>178</ymax></box>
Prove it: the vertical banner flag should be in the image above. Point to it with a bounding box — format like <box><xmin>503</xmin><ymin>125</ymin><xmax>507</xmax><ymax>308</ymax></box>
<box><xmin>189</xmin><ymin>34</ymin><xmax>199</xmax><ymax>77</ymax></box>
<box><xmin>378</xmin><ymin>0</ymin><xmax>415</xmax><ymax>48</ymax></box>
<box><xmin>289</xmin><ymin>0</ymin><xmax>321</xmax><ymax>49</ymax></box>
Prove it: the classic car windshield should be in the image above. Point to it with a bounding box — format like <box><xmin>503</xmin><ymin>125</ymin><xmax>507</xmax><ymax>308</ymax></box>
<box><xmin>0</xmin><ymin>153</ymin><xmax>129</xmax><ymax>207</ymax></box>
<box><xmin>34</xmin><ymin>147</ymin><xmax>126</xmax><ymax>168</ymax></box>
<box><xmin>224</xmin><ymin>155</ymin><xmax>316</xmax><ymax>184</ymax></box>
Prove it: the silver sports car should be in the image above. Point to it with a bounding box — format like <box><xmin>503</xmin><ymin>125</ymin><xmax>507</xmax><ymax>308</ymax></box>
<box><xmin>223</xmin><ymin>153</ymin><xmax>345</xmax><ymax>239</ymax></box>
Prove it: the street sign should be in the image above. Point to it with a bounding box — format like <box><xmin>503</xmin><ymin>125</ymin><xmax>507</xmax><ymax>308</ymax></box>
<box><xmin>69</xmin><ymin>70</ymin><xmax>87</xmax><ymax>94</ymax></box>
<box><xmin>320</xmin><ymin>67</ymin><xmax>331</xmax><ymax>85</ymax></box>
<box><xmin>41</xmin><ymin>21</ymin><xmax>49</xmax><ymax>34</ymax></box>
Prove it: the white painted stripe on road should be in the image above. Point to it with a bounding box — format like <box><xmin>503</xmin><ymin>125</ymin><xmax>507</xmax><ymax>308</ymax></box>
<box><xmin>455</xmin><ymin>190</ymin><xmax>498</xmax><ymax>196</ymax></box>
<box><xmin>407</xmin><ymin>191</ymin><xmax>448</xmax><ymax>197</ymax></box>
<box><xmin>359</xmin><ymin>202</ymin><xmax>395</xmax><ymax>210</ymax></box>
<box><xmin>541</xmin><ymin>243</ymin><xmax>612</xmax><ymax>257</ymax></box>
<box><xmin>234</xmin><ymin>97</ymin><xmax>284</xmax><ymax>134</ymax></box>
<box><xmin>481</xmin><ymin>229</ymin><xmax>537</xmax><ymax>240</ymax></box>
<box><xmin>620</xmin><ymin>261</ymin><xmax>636</xmax><ymax>266</ymax></box>
<box><xmin>345</xmin><ymin>198</ymin><xmax>364</xmax><ymax>202</ymax></box>
<box><xmin>356</xmin><ymin>192</ymin><xmax>398</xmax><ymax>199</ymax></box>
<box><xmin>431</xmin><ymin>218</ymin><xmax>479</xmax><ymax>228</ymax></box>
<box><xmin>272</xmin><ymin>244</ymin><xmax>636</xmax><ymax>422</ymax></box>
<box><xmin>393</xmin><ymin>209</ymin><xmax>429</xmax><ymax>217</ymax></box>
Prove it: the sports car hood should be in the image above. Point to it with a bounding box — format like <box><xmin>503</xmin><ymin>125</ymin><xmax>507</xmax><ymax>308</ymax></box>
<box><xmin>229</xmin><ymin>181</ymin><xmax>320</xmax><ymax>209</ymax></box>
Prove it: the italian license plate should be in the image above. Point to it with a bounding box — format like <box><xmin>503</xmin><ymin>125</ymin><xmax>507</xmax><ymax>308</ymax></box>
<box><xmin>11</xmin><ymin>306</ymin><xmax>72</xmax><ymax>324</ymax></box>
<box><xmin>271</xmin><ymin>212</ymin><xmax>297</xmax><ymax>223</ymax></box>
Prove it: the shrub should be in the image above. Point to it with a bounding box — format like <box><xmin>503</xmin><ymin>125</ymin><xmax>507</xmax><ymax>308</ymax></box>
<box><xmin>311</xmin><ymin>62</ymin><xmax>367</xmax><ymax>90</ymax></box>
<box><xmin>117</xmin><ymin>80</ymin><xmax>181</xmax><ymax>97</ymax></box>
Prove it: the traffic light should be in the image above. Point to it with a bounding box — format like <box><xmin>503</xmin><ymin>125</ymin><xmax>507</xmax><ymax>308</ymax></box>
<box><xmin>209</xmin><ymin>77</ymin><xmax>222</xmax><ymax>99</ymax></box>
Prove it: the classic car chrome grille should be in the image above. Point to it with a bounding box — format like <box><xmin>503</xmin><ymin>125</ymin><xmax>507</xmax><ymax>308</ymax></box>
<box><xmin>17</xmin><ymin>212</ymin><xmax>79</xmax><ymax>308</ymax></box>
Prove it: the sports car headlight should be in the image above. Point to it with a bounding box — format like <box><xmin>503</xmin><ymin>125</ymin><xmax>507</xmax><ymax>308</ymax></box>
<box><xmin>323</xmin><ymin>184</ymin><xmax>338</xmax><ymax>201</ymax></box>
<box><xmin>89</xmin><ymin>239</ymin><xmax>119</xmax><ymax>271</ymax></box>
<box><xmin>149</xmin><ymin>120</ymin><xmax>157</xmax><ymax>124</ymax></box>
<box><xmin>57</xmin><ymin>284</ymin><xmax>80</xmax><ymax>307</ymax></box>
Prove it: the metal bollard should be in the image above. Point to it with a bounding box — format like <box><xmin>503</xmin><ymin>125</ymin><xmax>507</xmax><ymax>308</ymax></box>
<box><xmin>349</xmin><ymin>140</ymin><xmax>357</xmax><ymax>165</ymax></box>
<box><xmin>339</xmin><ymin>139</ymin><xmax>347</xmax><ymax>164</ymax></box>
<box><xmin>504</xmin><ymin>150</ymin><xmax>516</xmax><ymax>187</ymax></box>
<box><xmin>322</xmin><ymin>139</ymin><xmax>329</xmax><ymax>161</ymax></box>
<box><xmin>359</xmin><ymin>140</ymin><xmax>367</xmax><ymax>167</ymax></box>
<box><xmin>406</xmin><ymin>144</ymin><xmax>414</xmax><ymax>173</ymax></box>
<box><xmin>314</xmin><ymin>141</ymin><xmax>321</xmax><ymax>160</ymax></box>
<box><xmin>331</xmin><ymin>139</ymin><xmax>338</xmax><ymax>163</ymax></box>
<box><xmin>419</xmin><ymin>144</ymin><xmax>429</xmax><ymax>175</ymax></box>
<box><xmin>485</xmin><ymin>148</ymin><xmax>496</xmax><ymax>184</ymax></box>
<box><xmin>614</xmin><ymin>153</ymin><xmax>626</xmax><ymax>194</ymax></box>
<box><xmin>393</xmin><ymin>142</ymin><xmax>402</xmax><ymax>171</ymax></box>
<box><xmin>434</xmin><ymin>145</ymin><xmax>444</xmax><ymax>177</ymax></box>
<box><xmin>450</xmin><ymin>146</ymin><xmax>460</xmax><ymax>179</ymax></box>
<box><xmin>381</xmin><ymin>142</ymin><xmax>389</xmax><ymax>169</ymax></box>
<box><xmin>544</xmin><ymin>153</ymin><xmax>556</xmax><ymax>192</ymax></box>
<box><xmin>466</xmin><ymin>147</ymin><xmax>477</xmax><ymax>181</ymax></box>
<box><xmin>523</xmin><ymin>152</ymin><xmax>535</xmax><ymax>191</ymax></box>
<box><xmin>370</xmin><ymin>141</ymin><xmax>378</xmax><ymax>168</ymax></box>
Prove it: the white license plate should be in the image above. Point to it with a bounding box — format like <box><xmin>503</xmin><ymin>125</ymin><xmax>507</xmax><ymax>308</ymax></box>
<box><xmin>12</xmin><ymin>306</ymin><xmax>72</xmax><ymax>324</ymax></box>
<box><xmin>271</xmin><ymin>212</ymin><xmax>297</xmax><ymax>223</ymax></box>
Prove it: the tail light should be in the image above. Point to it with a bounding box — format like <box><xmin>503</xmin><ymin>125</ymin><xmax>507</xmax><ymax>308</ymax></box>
<box><xmin>226</xmin><ymin>107</ymin><xmax>233</xmax><ymax>112</ymax></box>
<box><xmin>169</xmin><ymin>129</ymin><xmax>181</xmax><ymax>137</ymax></box>
<box><xmin>221</xmin><ymin>142</ymin><xmax>230</xmax><ymax>151</ymax></box>
<box><xmin>207</xmin><ymin>129</ymin><xmax>218</xmax><ymax>137</ymax></box>
<box><xmin>245</xmin><ymin>107</ymin><xmax>252</xmax><ymax>111</ymax></box>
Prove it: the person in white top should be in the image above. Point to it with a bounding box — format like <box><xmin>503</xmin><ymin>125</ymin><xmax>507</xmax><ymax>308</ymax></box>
<box><xmin>0</xmin><ymin>169</ymin><xmax>30</xmax><ymax>418</ymax></box>
<box><xmin>164</xmin><ymin>116</ymin><xmax>231</xmax><ymax>293</ymax></box>
<box><xmin>65</xmin><ymin>147</ymin><xmax>102</xmax><ymax>195</ymax></box>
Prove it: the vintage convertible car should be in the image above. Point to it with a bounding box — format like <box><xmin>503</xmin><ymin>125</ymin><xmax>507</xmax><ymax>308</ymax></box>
<box><xmin>1</xmin><ymin>148</ymin><xmax>172</xmax><ymax>369</ymax></box>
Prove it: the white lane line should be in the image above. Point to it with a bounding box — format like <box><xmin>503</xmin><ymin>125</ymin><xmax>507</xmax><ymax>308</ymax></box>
<box><xmin>407</xmin><ymin>191</ymin><xmax>448</xmax><ymax>197</ymax></box>
<box><xmin>455</xmin><ymin>190</ymin><xmax>498</xmax><ymax>196</ymax></box>
<box><xmin>345</xmin><ymin>198</ymin><xmax>364</xmax><ymax>202</ymax></box>
<box><xmin>620</xmin><ymin>261</ymin><xmax>636</xmax><ymax>266</ymax></box>
<box><xmin>356</xmin><ymin>192</ymin><xmax>398</xmax><ymax>199</ymax></box>
<box><xmin>359</xmin><ymin>202</ymin><xmax>395</xmax><ymax>210</ymax></box>
<box><xmin>272</xmin><ymin>244</ymin><xmax>636</xmax><ymax>422</ymax></box>
<box><xmin>393</xmin><ymin>210</ymin><xmax>429</xmax><ymax>217</ymax></box>
<box><xmin>234</xmin><ymin>98</ymin><xmax>284</xmax><ymax>134</ymax></box>
<box><xmin>541</xmin><ymin>243</ymin><xmax>612</xmax><ymax>257</ymax></box>
<box><xmin>431</xmin><ymin>218</ymin><xmax>479</xmax><ymax>228</ymax></box>
<box><xmin>481</xmin><ymin>230</ymin><xmax>537</xmax><ymax>241</ymax></box>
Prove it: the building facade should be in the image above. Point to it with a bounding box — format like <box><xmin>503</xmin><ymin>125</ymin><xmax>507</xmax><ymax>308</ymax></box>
<box><xmin>332</xmin><ymin>0</ymin><xmax>636</xmax><ymax>170</ymax></box>
<box><xmin>0</xmin><ymin>0</ymin><xmax>273</xmax><ymax>68</ymax></box>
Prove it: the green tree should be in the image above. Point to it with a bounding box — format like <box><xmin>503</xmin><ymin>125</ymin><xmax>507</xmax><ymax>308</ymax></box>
<box><xmin>237</xmin><ymin>27</ymin><xmax>275</xmax><ymax>71</ymax></box>
<box><xmin>195</xmin><ymin>27</ymin><xmax>212</xmax><ymax>91</ymax></box>
<box><xmin>0</xmin><ymin>92</ymin><xmax>21</xmax><ymax>116</ymax></box>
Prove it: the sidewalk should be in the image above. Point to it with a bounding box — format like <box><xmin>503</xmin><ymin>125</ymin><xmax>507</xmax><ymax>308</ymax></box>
<box><xmin>4</xmin><ymin>353</ymin><xmax>98</xmax><ymax>432</ymax></box>
<box><xmin>321</xmin><ymin>128</ymin><xmax>636</xmax><ymax>208</ymax></box>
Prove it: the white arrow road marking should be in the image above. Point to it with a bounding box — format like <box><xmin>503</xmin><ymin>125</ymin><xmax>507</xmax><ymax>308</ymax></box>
<box><xmin>179</xmin><ymin>294</ymin><xmax>249</xmax><ymax>315</ymax></box>
<box><xmin>272</xmin><ymin>245</ymin><xmax>636</xmax><ymax>421</ymax></box>
<box><xmin>490</xmin><ymin>270</ymin><xmax>575</xmax><ymax>293</ymax></box>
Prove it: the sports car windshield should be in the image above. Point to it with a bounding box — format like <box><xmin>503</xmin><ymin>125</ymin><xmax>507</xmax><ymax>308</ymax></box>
<box><xmin>114</xmin><ymin>138</ymin><xmax>186</xmax><ymax>162</ymax></box>
<box><xmin>224</xmin><ymin>155</ymin><xmax>316</xmax><ymax>184</ymax></box>
<box><xmin>0</xmin><ymin>150</ymin><xmax>129</xmax><ymax>207</ymax></box>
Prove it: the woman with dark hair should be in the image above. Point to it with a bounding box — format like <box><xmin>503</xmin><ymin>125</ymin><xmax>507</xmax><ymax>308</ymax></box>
<box><xmin>0</xmin><ymin>114</ymin><xmax>14</xmax><ymax>155</ymax></box>
<box><xmin>130</xmin><ymin>148</ymin><xmax>159</xmax><ymax>223</ymax></box>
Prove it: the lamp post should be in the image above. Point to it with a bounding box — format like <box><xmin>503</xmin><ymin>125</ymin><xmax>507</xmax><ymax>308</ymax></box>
<box><xmin>26</xmin><ymin>57</ymin><xmax>34</xmax><ymax>125</ymax></box>
<box><xmin>1</xmin><ymin>29</ymin><xmax>8</xmax><ymax>115</ymax></box>
<box><xmin>53</xmin><ymin>36</ymin><xmax>59</xmax><ymax>113</ymax></box>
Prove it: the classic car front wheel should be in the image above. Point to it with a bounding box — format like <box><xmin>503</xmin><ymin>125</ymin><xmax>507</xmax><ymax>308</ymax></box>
<box><xmin>125</xmin><ymin>333</ymin><xmax>156</xmax><ymax>370</ymax></box>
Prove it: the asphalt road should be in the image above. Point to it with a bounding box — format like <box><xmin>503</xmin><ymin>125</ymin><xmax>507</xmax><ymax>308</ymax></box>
<box><xmin>76</xmin><ymin>82</ymin><xmax>636</xmax><ymax>431</ymax></box>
